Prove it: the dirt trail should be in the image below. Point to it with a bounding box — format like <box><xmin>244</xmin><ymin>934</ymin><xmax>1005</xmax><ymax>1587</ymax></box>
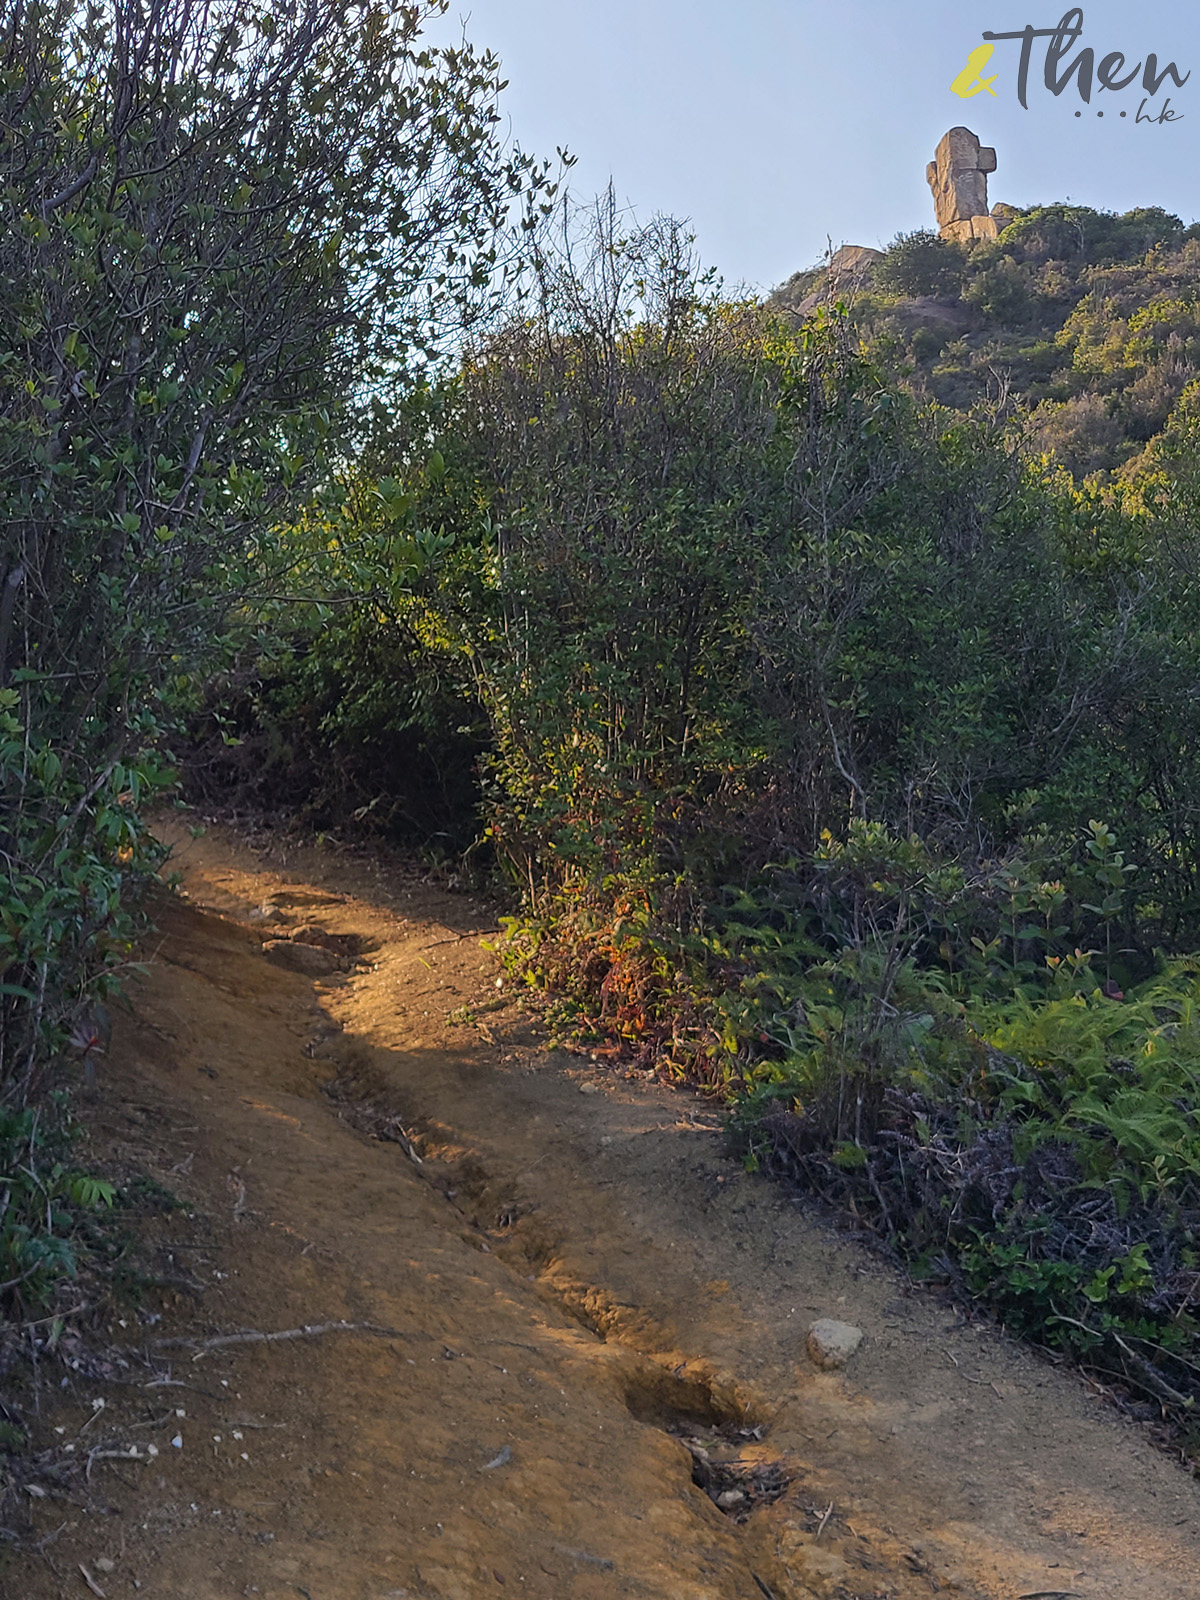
<box><xmin>8</xmin><ymin>816</ymin><xmax>1199</xmax><ymax>1600</ymax></box>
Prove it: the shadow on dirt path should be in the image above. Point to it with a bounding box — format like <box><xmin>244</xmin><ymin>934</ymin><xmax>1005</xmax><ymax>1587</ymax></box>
<box><xmin>6</xmin><ymin>814</ymin><xmax>1198</xmax><ymax>1600</ymax></box>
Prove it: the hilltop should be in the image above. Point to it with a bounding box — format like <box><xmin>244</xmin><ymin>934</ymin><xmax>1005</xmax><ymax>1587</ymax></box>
<box><xmin>771</xmin><ymin>197</ymin><xmax>1200</xmax><ymax>479</ymax></box>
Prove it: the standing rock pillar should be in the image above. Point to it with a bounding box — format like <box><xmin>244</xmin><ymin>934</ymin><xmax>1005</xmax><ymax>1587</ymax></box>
<box><xmin>926</xmin><ymin>128</ymin><xmax>1000</xmax><ymax>243</ymax></box>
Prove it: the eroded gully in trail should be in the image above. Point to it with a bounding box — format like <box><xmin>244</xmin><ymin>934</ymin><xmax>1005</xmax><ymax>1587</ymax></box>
<box><xmin>10</xmin><ymin>816</ymin><xmax>1199</xmax><ymax>1600</ymax></box>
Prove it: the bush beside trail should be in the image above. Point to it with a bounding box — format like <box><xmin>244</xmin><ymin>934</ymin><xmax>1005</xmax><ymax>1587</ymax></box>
<box><xmin>0</xmin><ymin>0</ymin><xmax>558</xmax><ymax>1354</ymax></box>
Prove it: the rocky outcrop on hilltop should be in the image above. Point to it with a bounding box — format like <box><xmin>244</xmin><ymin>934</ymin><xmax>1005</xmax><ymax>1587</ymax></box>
<box><xmin>926</xmin><ymin>126</ymin><xmax>1001</xmax><ymax>243</ymax></box>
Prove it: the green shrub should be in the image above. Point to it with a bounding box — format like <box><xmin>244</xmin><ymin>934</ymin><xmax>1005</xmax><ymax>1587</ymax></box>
<box><xmin>0</xmin><ymin>1106</ymin><xmax>114</xmax><ymax>1314</ymax></box>
<box><xmin>963</xmin><ymin>256</ymin><xmax>1033</xmax><ymax>322</ymax></box>
<box><xmin>875</xmin><ymin>230</ymin><xmax>966</xmax><ymax>300</ymax></box>
<box><xmin>1000</xmin><ymin>204</ymin><xmax>1185</xmax><ymax>265</ymax></box>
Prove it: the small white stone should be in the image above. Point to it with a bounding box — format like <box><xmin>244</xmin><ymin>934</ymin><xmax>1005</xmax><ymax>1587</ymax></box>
<box><xmin>806</xmin><ymin>1318</ymin><xmax>863</xmax><ymax>1370</ymax></box>
<box><xmin>579</xmin><ymin>1081</ymin><xmax>600</xmax><ymax>1095</ymax></box>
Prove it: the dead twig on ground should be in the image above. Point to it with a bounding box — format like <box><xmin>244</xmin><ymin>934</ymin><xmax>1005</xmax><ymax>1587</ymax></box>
<box><xmin>142</xmin><ymin>1376</ymin><xmax>224</xmax><ymax>1397</ymax></box>
<box><xmin>154</xmin><ymin>1320</ymin><xmax>413</xmax><ymax>1359</ymax></box>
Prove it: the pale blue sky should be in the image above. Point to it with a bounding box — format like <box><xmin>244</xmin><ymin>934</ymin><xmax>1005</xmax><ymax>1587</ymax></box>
<box><xmin>434</xmin><ymin>1</ymin><xmax>1200</xmax><ymax>294</ymax></box>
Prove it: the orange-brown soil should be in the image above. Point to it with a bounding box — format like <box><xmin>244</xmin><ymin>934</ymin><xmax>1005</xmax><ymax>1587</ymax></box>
<box><xmin>5</xmin><ymin>815</ymin><xmax>1198</xmax><ymax>1600</ymax></box>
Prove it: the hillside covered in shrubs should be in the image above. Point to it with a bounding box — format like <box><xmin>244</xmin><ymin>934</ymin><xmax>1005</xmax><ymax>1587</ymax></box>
<box><xmin>773</xmin><ymin>203</ymin><xmax>1200</xmax><ymax>480</ymax></box>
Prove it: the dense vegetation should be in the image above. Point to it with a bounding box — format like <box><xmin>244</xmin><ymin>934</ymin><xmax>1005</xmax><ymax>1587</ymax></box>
<box><xmin>0</xmin><ymin>0</ymin><xmax>557</xmax><ymax>1344</ymax></box>
<box><xmin>6</xmin><ymin>2</ymin><xmax>1200</xmax><ymax>1469</ymax></box>
<box><xmin>773</xmin><ymin>203</ymin><xmax>1200</xmax><ymax>480</ymax></box>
